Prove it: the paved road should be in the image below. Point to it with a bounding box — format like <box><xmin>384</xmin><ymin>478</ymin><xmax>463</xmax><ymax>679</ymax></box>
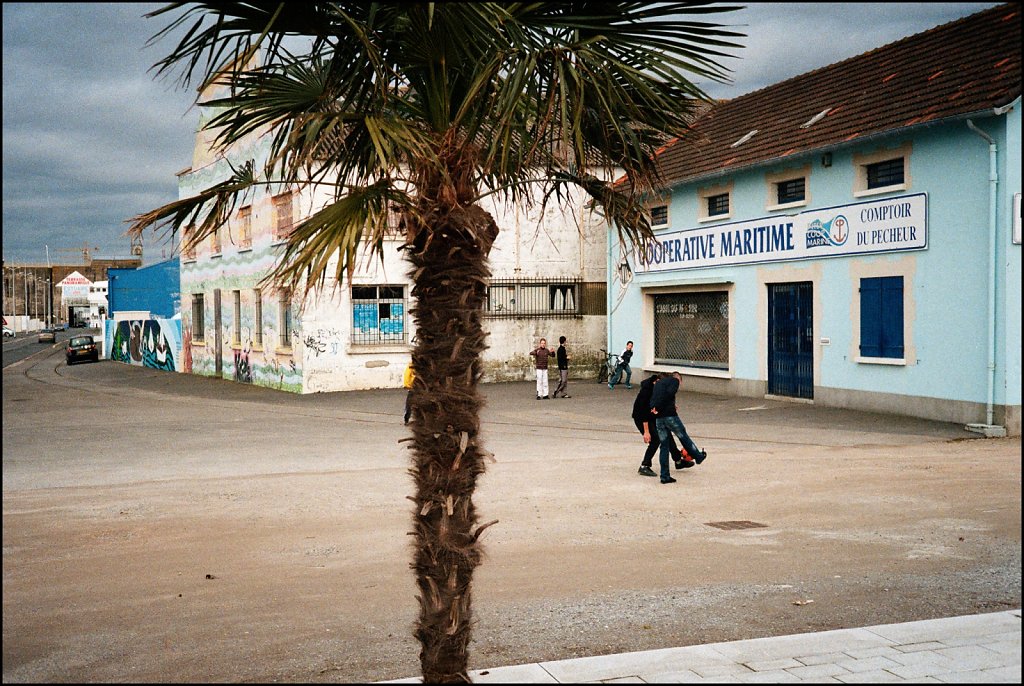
<box><xmin>2</xmin><ymin>348</ymin><xmax>1020</xmax><ymax>682</ymax></box>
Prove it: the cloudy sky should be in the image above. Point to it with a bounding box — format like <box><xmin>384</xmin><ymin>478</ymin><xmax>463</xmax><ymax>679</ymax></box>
<box><xmin>1</xmin><ymin>2</ymin><xmax>999</xmax><ymax>266</ymax></box>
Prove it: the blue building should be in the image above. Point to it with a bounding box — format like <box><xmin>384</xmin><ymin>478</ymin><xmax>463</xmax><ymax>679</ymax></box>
<box><xmin>609</xmin><ymin>4</ymin><xmax>1021</xmax><ymax>436</ymax></box>
<box><xmin>107</xmin><ymin>257</ymin><xmax>181</xmax><ymax>320</ymax></box>
<box><xmin>104</xmin><ymin>258</ymin><xmax>183</xmax><ymax>372</ymax></box>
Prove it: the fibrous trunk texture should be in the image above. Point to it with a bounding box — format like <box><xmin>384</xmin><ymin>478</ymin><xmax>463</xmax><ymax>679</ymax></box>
<box><xmin>406</xmin><ymin>198</ymin><xmax>499</xmax><ymax>683</ymax></box>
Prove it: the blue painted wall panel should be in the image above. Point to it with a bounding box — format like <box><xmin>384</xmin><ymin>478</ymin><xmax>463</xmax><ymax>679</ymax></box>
<box><xmin>108</xmin><ymin>258</ymin><xmax>181</xmax><ymax>319</ymax></box>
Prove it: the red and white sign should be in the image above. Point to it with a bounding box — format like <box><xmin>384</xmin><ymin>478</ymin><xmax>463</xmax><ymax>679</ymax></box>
<box><xmin>58</xmin><ymin>271</ymin><xmax>92</xmax><ymax>286</ymax></box>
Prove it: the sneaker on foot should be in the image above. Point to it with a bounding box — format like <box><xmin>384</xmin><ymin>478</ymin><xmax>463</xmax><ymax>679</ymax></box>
<box><xmin>660</xmin><ymin>476</ymin><xmax>677</xmax><ymax>484</ymax></box>
<box><xmin>562</xmin><ymin>395</ymin><xmax>571</xmax><ymax>398</ymax></box>
<box><xmin>638</xmin><ymin>466</ymin><xmax>657</xmax><ymax>477</ymax></box>
<box><xmin>608</xmin><ymin>383</ymin><xmax>614</xmax><ymax>389</ymax></box>
<box><xmin>543</xmin><ymin>395</ymin><xmax>550</xmax><ymax>399</ymax></box>
<box><xmin>677</xmin><ymin>459</ymin><xmax>695</xmax><ymax>469</ymax></box>
<box><xmin>626</xmin><ymin>384</ymin><xmax>632</xmax><ymax>389</ymax></box>
<box><xmin>694</xmin><ymin>450</ymin><xmax>707</xmax><ymax>464</ymax></box>
<box><xmin>536</xmin><ymin>396</ymin><xmax>542</xmax><ymax>400</ymax></box>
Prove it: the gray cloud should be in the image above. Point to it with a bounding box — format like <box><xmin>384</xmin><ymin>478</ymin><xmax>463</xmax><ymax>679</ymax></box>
<box><xmin>1</xmin><ymin>2</ymin><xmax>1000</xmax><ymax>265</ymax></box>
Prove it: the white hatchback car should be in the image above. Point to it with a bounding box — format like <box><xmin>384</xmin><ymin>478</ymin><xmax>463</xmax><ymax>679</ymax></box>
<box><xmin>3</xmin><ymin>325</ymin><xmax>14</xmax><ymax>338</ymax></box>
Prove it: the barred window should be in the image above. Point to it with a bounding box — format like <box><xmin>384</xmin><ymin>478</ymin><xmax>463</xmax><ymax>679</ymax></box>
<box><xmin>649</xmin><ymin>204</ymin><xmax>669</xmax><ymax>228</ymax></box>
<box><xmin>485</xmin><ymin>278</ymin><xmax>581</xmax><ymax>319</ymax></box>
<box><xmin>352</xmin><ymin>285</ymin><xmax>406</xmax><ymax>345</ymax></box>
<box><xmin>653</xmin><ymin>292</ymin><xmax>729</xmax><ymax>370</ymax></box>
<box><xmin>866</xmin><ymin>158</ymin><xmax>904</xmax><ymax>189</ymax></box>
<box><xmin>707</xmin><ymin>193</ymin><xmax>730</xmax><ymax>217</ymax></box>
<box><xmin>776</xmin><ymin>178</ymin><xmax>805</xmax><ymax>205</ymax></box>
<box><xmin>191</xmin><ymin>293</ymin><xmax>205</xmax><ymax>342</ymax></box>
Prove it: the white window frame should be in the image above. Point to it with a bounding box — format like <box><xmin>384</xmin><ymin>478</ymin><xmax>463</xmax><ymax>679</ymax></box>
<box><xmin>697</xmin><ymin>182</ymin><xmax>733</xmax><ymax>223</ymax></box>
<box><xmin>649</xmin><ymin>203</ymin><xmax>670</xmax><ymax>229</ymax></box>
<box><xmin>765</xmin><ymin>165</ymin><xmax>810</xmax><ymax>211</ymax></box>
<box><xmin>853</xmin><ymin>144</ymin><xmax>911</xmax><ymax>198</ymax></box>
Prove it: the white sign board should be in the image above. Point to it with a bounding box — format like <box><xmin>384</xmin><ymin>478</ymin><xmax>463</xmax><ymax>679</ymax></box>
<box><xmin>635</xmin><ymin>193</ymin><xmax>928</xmax><ymax>274</ymax></box>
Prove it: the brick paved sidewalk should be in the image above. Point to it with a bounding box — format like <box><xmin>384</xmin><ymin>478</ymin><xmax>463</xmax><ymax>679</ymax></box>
<box><xmin>383</xmin><ymin>610</ymin><xmax>1021</xmax><ymax>683</ymax></box>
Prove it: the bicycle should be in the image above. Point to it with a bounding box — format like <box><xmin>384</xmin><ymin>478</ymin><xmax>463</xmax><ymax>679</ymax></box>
<box><xmin>597</xmin><ymin>349</ymin><xmax>620</xmax><ymax>384</ymax></box>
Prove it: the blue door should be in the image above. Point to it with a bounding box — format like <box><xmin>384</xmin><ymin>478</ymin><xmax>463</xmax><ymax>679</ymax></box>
<box><xmin>768</xmin><ymin>282</ymin><xmax>813</xmax><ymax>399</ymax></box>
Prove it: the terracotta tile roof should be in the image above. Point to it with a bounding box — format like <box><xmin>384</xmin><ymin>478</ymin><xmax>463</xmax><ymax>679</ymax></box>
<box><xmin>654</xmin><ymin>3</ymin><xmax>1021</xmax><ymax>188</ymax></box>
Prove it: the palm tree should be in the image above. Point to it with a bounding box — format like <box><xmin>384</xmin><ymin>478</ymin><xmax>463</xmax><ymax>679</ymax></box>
<box><xmin>130</xmin><ymin>3</ymin><xmax>743</xmax><ymax>681</ymax></box>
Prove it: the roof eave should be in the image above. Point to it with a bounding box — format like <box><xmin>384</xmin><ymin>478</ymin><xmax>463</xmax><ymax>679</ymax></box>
<box><xmin>658</xmin><ymin>101</ymin><xmax>1020</xmax><ymax>191</ymax></box>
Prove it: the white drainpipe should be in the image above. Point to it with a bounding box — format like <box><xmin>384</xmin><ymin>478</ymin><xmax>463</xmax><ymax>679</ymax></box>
<box><xmin>606</xmin><ymin>225</ymin><xmax>614</xmax><ymax>354</ymax></box>
<box><xmin>965</xmin><ymin>108</ymin><xmax>1012</xmax><ymax>436</ymax></box>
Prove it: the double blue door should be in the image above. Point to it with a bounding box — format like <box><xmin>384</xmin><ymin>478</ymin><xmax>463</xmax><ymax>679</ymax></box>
<box><xmin>768</xmin><ymin>282</ymin><xmax>813</xmax><ymax>399</ymax></box>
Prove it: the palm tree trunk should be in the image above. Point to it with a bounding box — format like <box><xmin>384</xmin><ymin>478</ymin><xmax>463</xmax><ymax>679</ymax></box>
<box><xmin>406</xmin><ymin>200</ymin><xmax>499</xmax><ymax>683</ymax></box>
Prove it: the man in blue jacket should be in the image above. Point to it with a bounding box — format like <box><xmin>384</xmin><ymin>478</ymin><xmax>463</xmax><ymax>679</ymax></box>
<box><xmin>650</xmin><ymin>371</ymin><xmax>707</xmax><ymax>484</ymax></box>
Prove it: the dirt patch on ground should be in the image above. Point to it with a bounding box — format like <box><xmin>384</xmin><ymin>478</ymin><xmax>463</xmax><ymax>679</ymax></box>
<box><xmin>2</xmin><ymin>360</ymin><xmax>1020</xmax><ymax>682</ymax></box>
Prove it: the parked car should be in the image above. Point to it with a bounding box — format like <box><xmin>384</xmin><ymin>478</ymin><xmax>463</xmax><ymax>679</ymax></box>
<box><xmin>3</xmin><ymin>325</ymin><xmax>14</xmax><ymax>338</ymax></box>
<box><xmin>65</xmin><ymin>335</ymin><xmax>99</xmax><ymax>364</ymax></box>
<box><xmin>37</xmin><ymin>328</ymin><xmax>57</xmax><ymax>343</ymax></box>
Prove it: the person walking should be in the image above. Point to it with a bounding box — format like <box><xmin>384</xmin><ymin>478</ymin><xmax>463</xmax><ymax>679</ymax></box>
<box><xmin>632</xmin><ymin>373</ymin><xmax>692</xmax><ymax>477</ymax></box>
<box><xmin>530</xmin><ymin>338</ymin><xmax>555</xmax><ymax>399</ymax></box>
<box><xmin>403</xmin><ymin>361</ymin><xmax>416</xmax><ymax>424</ymax></box>
<box><xmin>554</xmin><ymin>335</ymin><xmax>571</xmax><ymax>398</ymax></box>
<box><xmin>650</xmin><ymin>371</ymin><xmax>707</xmax><ymax>484</ymax></box>
<box><xmin>608</xmin><ymin>340</ymin><xmax>634</xmax><ymax>389</ymax></box>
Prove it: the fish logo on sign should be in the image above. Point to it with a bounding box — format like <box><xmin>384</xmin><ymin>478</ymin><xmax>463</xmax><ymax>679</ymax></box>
<box><xmin>806</xmin><ymin>214</ymin><xmax>849</xmax><ymax>248</ymax></box>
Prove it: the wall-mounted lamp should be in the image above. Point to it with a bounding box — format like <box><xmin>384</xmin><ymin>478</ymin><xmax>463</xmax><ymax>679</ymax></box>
<box><xmin>821</xmin><ymin>152</ymin><xmax>832</xmax><ymax>167</ymax></box>
<box><xmin>618</xmin><ymin>259</ymin><xmax>632</xmax><ymax>283</ymax></box>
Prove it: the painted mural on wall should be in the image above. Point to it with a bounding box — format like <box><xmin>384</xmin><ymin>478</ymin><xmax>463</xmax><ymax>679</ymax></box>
<box><xmin>105</xmin><ymin>318</ymin><xmax>183</xmax><ymax>372</ymax></box>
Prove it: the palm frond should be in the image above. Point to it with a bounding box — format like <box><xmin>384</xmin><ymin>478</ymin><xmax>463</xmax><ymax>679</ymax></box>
<box><xmin>126</xmin><ymin>159</ymin><xmax>257</xmax><ymax>252</ymax></box>
<box><xmin>265</xmin><ymin>179</ymin><xmax>414</xmax><ymax>296</ymax></box>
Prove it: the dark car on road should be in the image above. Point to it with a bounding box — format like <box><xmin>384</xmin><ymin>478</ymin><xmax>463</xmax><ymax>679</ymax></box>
<box><xmin>66</xmin><ymin>335</ymin><xmax>99</xmax><ymax>364</ymax></box>
<box><xmin>38</xmin><ymin>328</ymin><xmax>57</xmax><ymax>343</ymax></box>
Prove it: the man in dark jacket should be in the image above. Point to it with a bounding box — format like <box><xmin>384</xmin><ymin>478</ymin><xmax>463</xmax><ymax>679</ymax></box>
<box><xmin>650</xmin><ymin>372</ymin><xmax>707</xmax><ymax>484</ymax></box>
<box><xmin>553</xmin><ymin>335</ymin><xmax>571</xmax><ymax>398</ymax></box>
<box><xmin>632</xmin><ymin>374</ymin><xmax>692</xmax><ymax>477</ymax></box>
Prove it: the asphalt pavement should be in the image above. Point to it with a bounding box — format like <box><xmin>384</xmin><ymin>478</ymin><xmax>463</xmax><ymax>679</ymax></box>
<box><xmin>3</xmin><ymin>351</ymin><xmax>1020</xmax><ymax>683</ymax></box>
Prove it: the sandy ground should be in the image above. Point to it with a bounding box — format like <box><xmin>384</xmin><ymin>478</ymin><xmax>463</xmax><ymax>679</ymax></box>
<box><xmin>2</xmin><ymin>351</ymin><xmax>1020</xmax><ymax>682</ymax></box>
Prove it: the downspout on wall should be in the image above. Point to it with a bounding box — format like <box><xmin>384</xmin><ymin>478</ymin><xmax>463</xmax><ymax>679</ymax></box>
<box><xmin>606</xmin><ymin>225</ymin><xmax>614</xmax><ymax>355</ymax></box>
<box><xmin>965</xmin><ymin>115</ymin><xmax>1008</xmax><ymax>437</ymax></box>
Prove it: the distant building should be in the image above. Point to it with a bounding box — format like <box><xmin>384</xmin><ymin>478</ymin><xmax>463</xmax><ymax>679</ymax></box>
<box><xmin>174</xmin><ymin>69</ymin><xmax>609</xmax><ymax>392</ymax></box>
<box><xmin>86</xmin><ymin>281</ymin><xmax>108</xmax><ymax>329</ymax></box>
<box><xmin>2</xmin><ymin>257</ymin><xmax>142</xmax><ymax>331</ymax></box>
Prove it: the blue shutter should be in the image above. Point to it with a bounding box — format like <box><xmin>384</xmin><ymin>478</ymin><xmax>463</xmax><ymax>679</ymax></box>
<box><xmin>860</xmin><ymin>278</ymin><xmax>883</xmax><ymax>357</ymax></box>
<box><xmin>880</xmin><ymin>276</ymin><xmax>904</xmax><ymax>358</ymax></box>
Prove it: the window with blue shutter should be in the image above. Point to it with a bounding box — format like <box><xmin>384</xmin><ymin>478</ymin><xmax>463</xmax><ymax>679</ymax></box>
<box><xmin>860</xmin><ymin>276</ymin><xmax>904</xmax><ymax>359</ymax></box>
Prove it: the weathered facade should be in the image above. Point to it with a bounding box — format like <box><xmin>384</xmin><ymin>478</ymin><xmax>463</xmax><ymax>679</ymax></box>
<box><xmin>178</xmin><ymin>80</ymin><xmax>609</xmax><ymax>393</ymax></box>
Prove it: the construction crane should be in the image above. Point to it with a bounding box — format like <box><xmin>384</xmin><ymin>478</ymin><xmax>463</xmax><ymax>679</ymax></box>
<box><xmin>56</xmin><ymin>243</ymin><xmax>100</xmax><ymax>263</ymax></box>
